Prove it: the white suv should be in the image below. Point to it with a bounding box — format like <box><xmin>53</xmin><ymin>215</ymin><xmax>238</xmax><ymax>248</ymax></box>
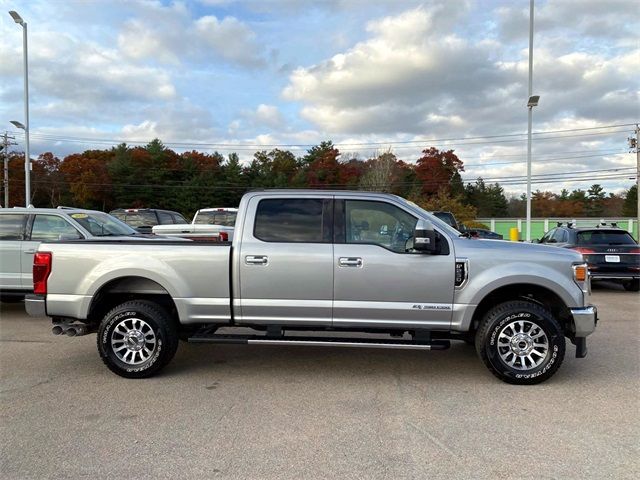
<box><xmin>0</xmin><ymin>207</ymin><xmax>137</xmax><ymax>301</ymax></box>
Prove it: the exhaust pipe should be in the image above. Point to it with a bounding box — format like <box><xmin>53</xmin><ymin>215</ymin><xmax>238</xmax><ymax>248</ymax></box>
<box><xmin>51</xmin><ymin>325</ymin><xmax>64</xmax><ymax>335</ymax></box>
<box><xmin>66</xmin><ymin>327</ymin><xmax>77</xmax><ymax>337</ymax></box>
<box><xmin>65</xmin><ymin>324</ymin><xmax>88</xmax><ymax>337</ymax></box>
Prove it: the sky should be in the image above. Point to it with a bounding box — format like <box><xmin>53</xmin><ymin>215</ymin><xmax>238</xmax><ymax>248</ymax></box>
<box><xmin>1</xmin><ymin>0</ymin><xmax>638</xmax><ymax>196</ymax></box>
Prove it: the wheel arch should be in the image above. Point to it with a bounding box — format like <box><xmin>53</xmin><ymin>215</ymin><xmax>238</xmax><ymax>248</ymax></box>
<box><xmin>87</xmin><ymin>276</ymin><xmax>179</xmax><ymax>326</ymax></box>
<box><xmin>469</xmin><ymin>283</ymin><xmax>573</xmax><ymax>335</ymax></box>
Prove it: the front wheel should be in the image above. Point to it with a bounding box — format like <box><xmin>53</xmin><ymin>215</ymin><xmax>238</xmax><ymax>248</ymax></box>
<box><xmin>475</xmin><ymin>301</ymin><xmax>565</xmax><ymax>385</ymax></box>
<box><xmin>97</xmin><ymin>300</ymin><xmax>179</xmax><ymax>378</ymax></box>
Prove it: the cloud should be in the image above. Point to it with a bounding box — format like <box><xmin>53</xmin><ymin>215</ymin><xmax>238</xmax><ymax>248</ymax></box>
<box><xmin>117</xmin><ymin>4</ymin><xmax>266</xmax><ymax>67</ymax></box>
<box><xmin>245</xmin><ymin>104</ymin><xmax>284</xmax><ymax>129</ymax></box>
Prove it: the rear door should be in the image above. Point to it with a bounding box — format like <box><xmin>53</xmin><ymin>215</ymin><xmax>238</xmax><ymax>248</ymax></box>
<box><xmin>22</xmin><ymin>214</ymin><xmax>83</xmax><ymax>288</ymax></box>
<box><xmin>333</xmin><ymin>198</ymin><xmax>455</xmax><ymax>329</ymax></box>
<box><xmin>0</xmin><ymin>213</ymin><xmax>27</xmax><ymax>290</ymax></box>
<box><xmin>237</xmin><ymin>196</ymin><xmax>333</xmax><ymax>326</ymax></box>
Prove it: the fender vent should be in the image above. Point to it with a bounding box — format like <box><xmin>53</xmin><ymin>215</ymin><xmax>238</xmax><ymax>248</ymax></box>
<box><xmin>455</xmin><ymin>259</ymin><xmax>468</xmax><ymax>287</ymax></box>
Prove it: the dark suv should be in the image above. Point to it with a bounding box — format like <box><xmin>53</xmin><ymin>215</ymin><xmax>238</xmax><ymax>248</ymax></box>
<box><xmin>110</xmin><ymin>208</ymin><xmax>188</xmax><ymax>234</ymax></box>
<box><xmin>538</xmin><ymin>222</ymin><xmax>640</xmax><ymax>291</ymax></box>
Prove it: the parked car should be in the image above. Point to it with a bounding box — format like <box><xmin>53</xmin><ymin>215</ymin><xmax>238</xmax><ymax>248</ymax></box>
<box><xmin>152</xmin><ymin>207</ymin><xmax>237</xmax><ymax>241</ymax></box>
<box><xmin>432</xmin><ymin>211</ymin><xmax>460</xmax><ymax>231</ymax></box>
<box><xmin>110</xmin><ymin>208</ymin><xmax>188</xmax><ymax>234</ymax></box>
<box><xmin>0</xmin><ymin>207</ymin><xmax>140</xmax><ymax>300</ymax></box>
<box><xmin>460</xmin><ymin>226</ymin><xmax>504</xmax><ymax>240</ymax></box>
<box><xmin>538</xmin><ymin>222</ymin><xmax>640</xmax><ymax>291</ymax></box>
<box><xmin>26</xmin><ymin>190</ymin><xmax>596</xmax><ymax>385</ymax></box>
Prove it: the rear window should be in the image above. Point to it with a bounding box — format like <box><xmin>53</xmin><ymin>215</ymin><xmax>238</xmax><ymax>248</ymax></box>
<box><xmin>254</xmin><ymin>199</ymin><xmax>328</xmax><ymax>243</ymax></box>
<box><xmin>576</xmin><ymin>230</ymin><xmax>636</xmax><ymax>245</ymax></box>
<box><xmin>0</xmin><ymin>214</ymin><xmax>26</xmax><ymax>240</ymax></box>
<box><xmin>121</xmin><ymin>212</ymin><xmax>158</xmax><ymax>227</ymax></box>
<box><xmin>195</xmin><ymin>211</ymin><xmax>237</xmax><ymax>226</ymax></box>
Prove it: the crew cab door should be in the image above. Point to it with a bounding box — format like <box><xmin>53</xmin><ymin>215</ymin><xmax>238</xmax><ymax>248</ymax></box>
<box><xmin>332</xmin><ymin>198</ymin><xmax>455</xmax><ymax>329</ymax></box>
<box><xmin>237</xmin><ymin>196</ymin><xmax>334</xmax><ymax>326</ymax></box>
<box><xmin>0</xmin><ymin>213</ymin><xmax>27</xmax><ymax>290</ymax></box>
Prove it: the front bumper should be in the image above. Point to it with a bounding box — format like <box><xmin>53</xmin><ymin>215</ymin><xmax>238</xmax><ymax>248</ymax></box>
<box><xmin>570</xmin><ymin>305</ymin><xmax>598</xmax><ymax>337</ymax></box>
<box><xmin>25</xmin><ymin>294</ymin><xmax>47</xmax><ymax>317</ymax></box>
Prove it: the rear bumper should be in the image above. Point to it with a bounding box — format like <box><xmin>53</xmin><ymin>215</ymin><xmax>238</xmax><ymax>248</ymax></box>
<box><xmin>590</xmin><ymin>273</ymin><xmax>639</xmax><ymax>281</ymax></box>
<box><xmin>25</xmin><ymin>294</ymin><xmax>47</xmax><ymax>317</ymax></box>
<box><xmin>570</xmin><ymin>305</ymin><xmax>597</xmax><ymax>337</ymax></box>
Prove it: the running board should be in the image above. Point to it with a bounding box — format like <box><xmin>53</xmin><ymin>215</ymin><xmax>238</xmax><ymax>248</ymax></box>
<box><xmin>188</xmin><ymin>333</ymin><xmax>450</xmax><ymax>350</ymax></box>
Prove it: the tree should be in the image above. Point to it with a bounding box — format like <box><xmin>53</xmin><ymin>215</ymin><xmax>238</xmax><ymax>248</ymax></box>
<box><xmin>414</xmin><ymin>147</ymin><xmax>464</xmax><ymax>197</ymax></box>
<box><xmin>410</xmin><ymin>187</ymin><xmax>477</xmax><ymax>225</ymax></box>
<box><xmin>464</xmin><ymin>178</ymin><xmax>508</xmax><ymax>217</ymax></box>
<box><xmin>623</xmin><ymin>184</ymin><xmax>637</xmax><ymax>216</ymax></box>
<box><xmin>359</xmin><ymin>150</ymin><xmax>397</xmax><ymax>192</ymax></box>
<box><xmin>586</xmin><ymin>184</ymin><xmax>605</xmax><ymax>217</ymax></box>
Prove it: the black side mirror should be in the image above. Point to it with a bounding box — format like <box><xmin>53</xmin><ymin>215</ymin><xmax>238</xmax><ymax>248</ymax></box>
<box><xmin>413</xmin><ymin>219</ymin><xmax>436</xmax><ymax>253</ymax></box>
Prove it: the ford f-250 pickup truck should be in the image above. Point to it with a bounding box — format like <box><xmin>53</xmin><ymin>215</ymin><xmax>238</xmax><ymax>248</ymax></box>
<box><xmin>25</xmin><ymin>190</ymin><xmax>597</xmax><ymax>384</ymax></box>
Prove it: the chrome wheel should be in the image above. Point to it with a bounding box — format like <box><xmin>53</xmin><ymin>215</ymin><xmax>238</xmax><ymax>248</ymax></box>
<box><xmin>497</xmin><ymin>319</ymin><xmax>549</xmax><ymax>370</ymax></box>
<box><xmin>110</xmin><ymin>318</ymin><xmax>157</xmax><ymax>365</ymax></box>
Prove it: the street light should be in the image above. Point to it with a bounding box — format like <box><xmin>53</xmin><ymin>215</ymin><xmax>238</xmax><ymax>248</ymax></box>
<box><xmin>8</xmin><ymin>10</ymin><xmax>31</xmax><ymax>207</ymax></box>
<box><xmin>10</xmin><ymin>121</ymin><xmax>25</xmax><ymax>130</ymax></box>
<box><xmin>525</xmin><ymin>0</ymin><xmax>536</xmax><ymax>242</ymax></box>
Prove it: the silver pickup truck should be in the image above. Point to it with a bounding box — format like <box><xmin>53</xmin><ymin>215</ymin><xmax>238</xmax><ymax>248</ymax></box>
<box><xmin>26</xmin><ymin>190</ymin><xmax>597</xmax><ymax>384</ymax></box>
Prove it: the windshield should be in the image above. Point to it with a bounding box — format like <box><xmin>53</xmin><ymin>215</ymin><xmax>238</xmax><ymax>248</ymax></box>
<box><xmin>397</xmin><ymin>198</ymin><xmax>462</xmax><ymax>237</ymax></box>
<box><xmin>577</xmin><ymin>230</ymin><xmax>636</xmax><ymax>245</ymax></box>
<box><xmin>69</xmin><ymin>212</ymin><xmax>137</xmax><ymax>237</ymax></box>
<box><xmin>194</xmin><ymin>211</ymin><xmax>237</xmax><ymax>226</ymax></box>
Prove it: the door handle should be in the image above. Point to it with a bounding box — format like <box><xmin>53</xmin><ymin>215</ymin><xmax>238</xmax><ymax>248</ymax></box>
<box><xmin>23</xmin><ymin>249</ymin><xmax>36</xmax><ymax>254</ymax></box>
<box><xmin>245</xmin><ymin>255</ymin><xmax>268</xmax><ymax>265</ymax></box>
<box><xmin>339</xmin><ymin>257</ymin><xmax>363</xmax><ymax>267</ymax></box>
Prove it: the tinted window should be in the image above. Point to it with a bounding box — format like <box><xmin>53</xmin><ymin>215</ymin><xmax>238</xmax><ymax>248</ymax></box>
<box><xmin>552</xmin><ymin>229</ymin><xmax>567</xmax><ymax>243</ymax></box>
<box><xmin>0</xmin><ymin>214</ymin><xmax>26</xmax><ymax>240</ymax></box>
<box><xmin>31</xmin><ymin>215</ymin><xmax>82</xmax><ymax>241</ymax></box>
<box><xmin>345</xmin><ymin>200</ymin><xmax>417</xmax><ymax>253</ymax></box>
<box><xmin>195</xmin><ymin>211</ymin><xmax>237</xmax><ymax>226</ymax></box>
<box><xmin>172</xmin><ymin>213</ymin><xmax>188</xmax><ymax>224</ymax></box>
<box><xmin>158</xmin><ymin>211</ymin><xmax>173</xmax><ymax>224</ymax></box>
<box><xmin>123</xmin><ymin>212</ymin><xmax>158</xmax><ymax>227</ymax></box>
<box><xmin>577</xmin><ymin>230</ymin><xmax>636</xmax><ymax>245</ymax></box>
<box><xmin>254</xmin><ymin>199</ymin><xmax>327</xmax><ymax>242</ymax></box>
<box><xmin>70</xmin><ymin>212</ymin><xmax>136</xmax><ymax>237</ymax></box>
<box><xmin>541</xmin><ymin>229</ymin><xmax>555</xmax><ymax>243</ymax></box>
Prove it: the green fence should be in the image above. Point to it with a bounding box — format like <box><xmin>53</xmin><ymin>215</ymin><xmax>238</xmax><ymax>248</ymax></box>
<box><xmin>476</xmin><ymin>218</ymin><xmax>639</xmax><ymax>241</ymax></box>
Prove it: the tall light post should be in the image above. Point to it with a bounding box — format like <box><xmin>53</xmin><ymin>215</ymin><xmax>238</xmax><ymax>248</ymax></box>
<box><xmin>9</xmin><ymin>10</ymin><xmax>30</xmax><ymax>207</ymax></box>
<box><xmin>525</xmin><ymin>0</ymin><xmax>537</xmax><ymax>242</ymax></box>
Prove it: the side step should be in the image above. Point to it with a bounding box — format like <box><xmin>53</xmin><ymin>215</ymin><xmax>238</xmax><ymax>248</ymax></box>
<box><xmin>188</xmin><ymin>332</ymin><xmax>450</xmax><ymax>350</ymax></box>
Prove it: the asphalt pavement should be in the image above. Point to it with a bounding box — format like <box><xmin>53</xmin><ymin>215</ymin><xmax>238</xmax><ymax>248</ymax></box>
<box><xmin>1</xmin><ymin>283</ymin><xmax>638</xmax><ymax>479</ymax></box>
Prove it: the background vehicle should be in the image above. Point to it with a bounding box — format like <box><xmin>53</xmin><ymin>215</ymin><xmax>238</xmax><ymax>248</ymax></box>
<box><xmin>538</xmin><ymin>223</ymin><xmax>640</xmax><ymax>291</ymax></box>
<box><xmin>0</xmin><ymin>207</ymin><xmax>139</xmax><ymax>300</ymax></box>
<box><xmin>432</xmin><ymin>211</ymin><xmax>460</xmax><ymax>231</ymax></box>
<box><xmin>152</xmin><ymin>207</ymin><xmax>237</xmax><ymax>241</ymax></box>
<box><xmin>110</xmin><ymin>208</ymin><xmax>188</xmax><ymax>234</ymax></box>
<box><xmin>26</xmin><ymin>191</ymin><xmax>596</xmax><ymax>385</ymax></box>
<box><xmin>460</xmin><ymin>226</ymin><xmax>504</xmax><ymax>240</ymax></box>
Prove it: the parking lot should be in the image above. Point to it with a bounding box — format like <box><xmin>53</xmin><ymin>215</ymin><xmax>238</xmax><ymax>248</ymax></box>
<box><xmin>0</xmin><ymin>283</ymin><xmax>638</xmax><ymax>480</ymax></box>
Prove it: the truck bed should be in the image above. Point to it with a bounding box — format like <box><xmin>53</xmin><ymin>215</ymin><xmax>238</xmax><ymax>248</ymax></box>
<box><xmin>40</xmin><ymin>240</ymin><xmax>232</xmax><ymax>324</ymax></box>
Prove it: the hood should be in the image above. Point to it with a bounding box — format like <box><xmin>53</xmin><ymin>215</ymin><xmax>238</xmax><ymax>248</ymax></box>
<box><xmin>454</xmin><ymin>237</ymin><xmax>583</xmax><ymax>263</ymax></box>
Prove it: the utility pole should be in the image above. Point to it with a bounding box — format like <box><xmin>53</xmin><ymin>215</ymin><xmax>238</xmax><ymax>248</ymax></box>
<box><xmin>1</xmin><ymin>132</ymin><xmax>17</xmax><ymax>207</ymax></box>
<box><xmin>629</xmin><ymin>124</ymin><xmax>640</xmax><ymax>240</ymax></box>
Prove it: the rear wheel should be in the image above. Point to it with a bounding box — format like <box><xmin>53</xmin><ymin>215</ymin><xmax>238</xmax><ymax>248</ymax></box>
<box><xmin>623</xmin><ymin>279</ymin><xmax>639</xmax><ymax>292</ymax></box>
<box><xmin>97</xmin><ymin>300</ymin><xmax>179</xmax><ymax>378</ymax></box>
<box><xmin>475</xmin><ymin>300</ymin><xmax>565</xmax><ymax>385</ymax></box>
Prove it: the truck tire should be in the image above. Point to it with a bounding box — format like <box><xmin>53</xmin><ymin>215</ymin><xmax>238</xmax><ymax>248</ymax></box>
<box><xmin>475</xmin><ymin>300</ymin><xmax>565</xmax><ymax>385</ymax></box>
<box><xmin>97</xmin><ymin>300</ymin><xmax>179</xmax><ymax>379</ymax></box>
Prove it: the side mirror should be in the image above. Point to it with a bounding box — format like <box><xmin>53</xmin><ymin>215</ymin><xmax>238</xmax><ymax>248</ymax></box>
<box><xmin>413</xmin><ymin>219</ymin><xmax>436</xmax><ymax>253</ymax></box>
<box><xmin>548</xmin><ymin>238</ymin><xmax>557</xmax><ymax>243</ymax></box>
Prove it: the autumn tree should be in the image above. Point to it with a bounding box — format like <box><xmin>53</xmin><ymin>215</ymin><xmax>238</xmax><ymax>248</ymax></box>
<box><xmin>414</xmin><ymin>147</ymin><xmax>464</xmax><ymax>197</ymax></box>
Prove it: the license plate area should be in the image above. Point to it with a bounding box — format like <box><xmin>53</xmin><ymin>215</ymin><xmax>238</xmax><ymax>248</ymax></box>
<box><xmin>605</xmin><ymin>255</ymin><xmax>620</xmax><ymax>263</ymax></box>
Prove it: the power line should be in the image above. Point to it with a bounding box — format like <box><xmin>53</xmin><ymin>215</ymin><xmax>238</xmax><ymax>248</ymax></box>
<box><xmin>11</xmin><ymin>123</ymin><xmax>636</xmax><ymax>149</ymax></box>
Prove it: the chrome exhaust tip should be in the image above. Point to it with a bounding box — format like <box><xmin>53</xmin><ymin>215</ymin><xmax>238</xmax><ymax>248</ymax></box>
<box><xmin>52</xmin><ymin>325</ymin><xmax>64</xmax><ymax>335</ymax></box>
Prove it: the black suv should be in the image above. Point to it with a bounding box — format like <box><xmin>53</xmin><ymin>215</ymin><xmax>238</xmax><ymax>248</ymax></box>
<box><xmin>538</xmin><ymin>222</ymin><xmax>639</xmax><ymax>291</ymax></box>
<box><xmin>110</xmin><ymin>208</ymin><xmax>188</xmax><ymax>234</ymax></box>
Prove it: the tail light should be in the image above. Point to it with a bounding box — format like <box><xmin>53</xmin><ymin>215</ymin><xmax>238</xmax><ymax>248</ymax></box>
<box><xmin>219</xmin><ymin>231</ymin><xmax>229</xmax><ymax>242</ymax></box>
<box><xmin>572</xmin><ymin>247</ymin><xmax>595</xmax><ymax>254</ymax></box>
<box><xmin>629</xmin><ymin>248</ymin><xmax>640</xmax><ymax>254</ymax></box>
<box><xmin>33</xmin><ymin>252</ymin><xmax>52</xmax><ymax>295</ymax></box>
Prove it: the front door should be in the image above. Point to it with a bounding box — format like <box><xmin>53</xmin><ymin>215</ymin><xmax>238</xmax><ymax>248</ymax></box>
<box><xmin>333</xmin><ymin>198</ymin><xmax>455</xmax><ymax>329</ymax></box>
<box><xmin>237</xmin><ymin>196</ymin><xmax>334</xmax><ymax>326</ymax></box>
<box><xmin>0</xmin><ymin>213</ymin><xmax>27</xmax><ymax>290</ymax></box>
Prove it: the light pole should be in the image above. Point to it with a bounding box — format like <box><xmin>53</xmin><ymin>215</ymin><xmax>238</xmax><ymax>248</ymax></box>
<box><xmin>525</xmin><ymin>0</ymin><xmax>536</xmax><ymax>242</ymax></box>
<box><xmin>9</xmin><ymin>10</ymin><xmax>30</xmax><ymax>207</ymax></box>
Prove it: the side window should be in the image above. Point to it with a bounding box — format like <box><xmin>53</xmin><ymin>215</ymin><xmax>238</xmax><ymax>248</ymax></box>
<box><xmin>345</xmin><ymin>200</ymin><xmax>417</xmax><ymax>253</ymax></box>
<box><xmin>158</xmin><ymin>211</ymin><xmax>173</xmax><ymax>224</ymax></box>
<box><xmin>0</xmin><ymin>214</ymin><xmax>26</xmax><ymax>240</ymax></box>
<box><xmin>30</xmin><ymin>215</ymin><xmax>82</xmax><ymax>241</ymax></box>
<box><xmin>172</xmin><ymin>213</ymin><xmax>188</xmax><ymax>224</ymax></box>
<box><xmin>254</xmin><ymin>199</ymin><xmax>330</xmax><ymax>243</ymax></box>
